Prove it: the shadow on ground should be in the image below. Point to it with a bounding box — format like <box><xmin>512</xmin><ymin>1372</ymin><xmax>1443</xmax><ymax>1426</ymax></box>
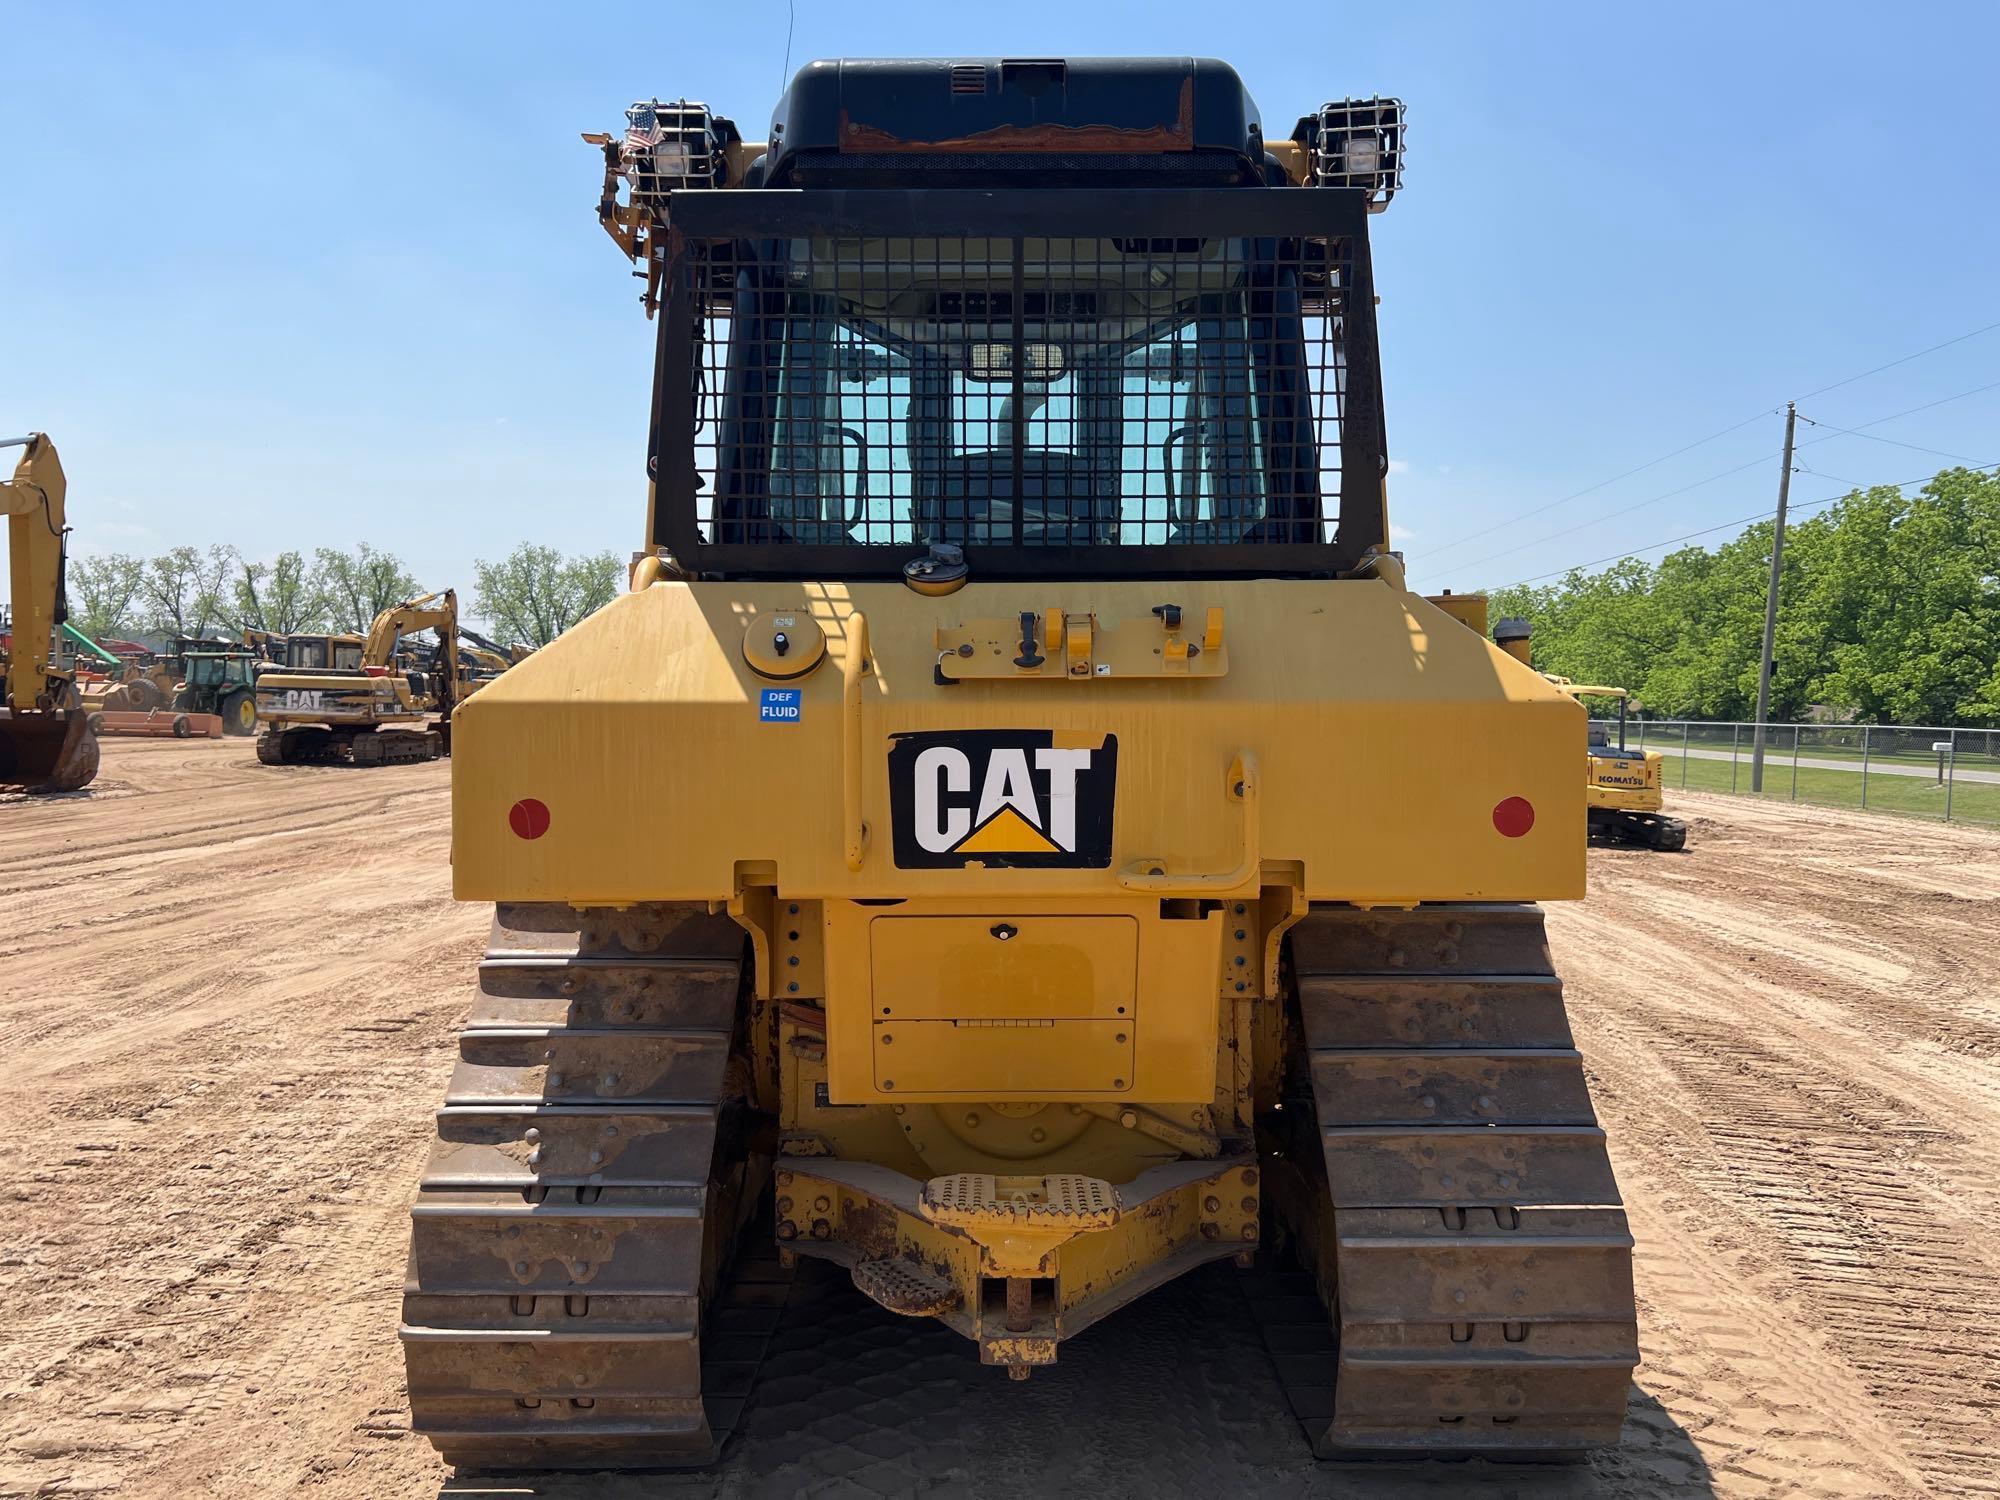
<box><xmin>439</xmin><ymin>1262</ymin><xmax>1713</xmax><ymax>1500</ymax></box>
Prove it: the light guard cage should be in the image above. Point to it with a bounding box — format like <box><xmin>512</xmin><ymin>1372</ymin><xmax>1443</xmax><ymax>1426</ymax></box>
<box><xmin>650</xmin><ymin>188</ymin><xmax>1386</xmax><ymax>579</ymax></box>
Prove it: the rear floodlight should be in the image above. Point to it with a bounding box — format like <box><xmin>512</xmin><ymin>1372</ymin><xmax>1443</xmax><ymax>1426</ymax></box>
<box><xmin>1311</xmin><ymin>98</ymin><xmax>1404</xmax><ymax>210</ymax></box>
<box><xmin>621</xmin><ymin>99</ymin><xmax>725</xmax><ymax>198</ymax></box>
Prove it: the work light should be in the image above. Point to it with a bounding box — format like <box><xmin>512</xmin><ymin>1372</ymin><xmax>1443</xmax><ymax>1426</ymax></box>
<box><xmin>1308</xmin><ymin>98</ymin><xmax>1404</xmax><ymax>208</ymax></box>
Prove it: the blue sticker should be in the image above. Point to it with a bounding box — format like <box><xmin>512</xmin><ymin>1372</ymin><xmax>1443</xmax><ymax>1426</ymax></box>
<box><xmin>759</xmin><ymin>687</ymin><xmax>803</xmax><ymax>723</ymax></box>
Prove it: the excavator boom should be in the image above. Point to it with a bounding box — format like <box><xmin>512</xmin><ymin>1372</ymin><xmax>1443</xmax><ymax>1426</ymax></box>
<box><xmin>1</xmin><ymin>434</ymin><xmax>99</xmax><ymax>792</ymax></box>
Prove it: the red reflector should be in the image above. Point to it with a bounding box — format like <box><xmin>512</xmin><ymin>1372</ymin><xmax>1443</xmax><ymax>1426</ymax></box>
<box><xmin>1492</xmin><ymin>796</ymin><xmax>1535</xmax><ymax>838</ymax></box>
<box><xmin>509</xmin><ymin>798</ymin><xmax>551</xmax><ymax>840</ymax></box>
<box><xmin>362</xmin><ymin>665</ymin><xmax>390</xmax><ymax>677</ymax></box>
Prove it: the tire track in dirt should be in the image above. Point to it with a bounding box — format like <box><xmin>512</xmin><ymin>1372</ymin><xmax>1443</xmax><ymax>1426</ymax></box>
<box><xmin>1556</xmin><ymin>791</ymin><xmax>2000</xmax><ymax>1498</ymax></box>
<box><xmin>0</xmin><ymin>740</ymin><xmax>479</xmax><ymax>1498</ymax></box>
<box><xmin>4</xmin><ymin>754</ymin><xmax>1997</xmax><ymax>1499</ymax></box>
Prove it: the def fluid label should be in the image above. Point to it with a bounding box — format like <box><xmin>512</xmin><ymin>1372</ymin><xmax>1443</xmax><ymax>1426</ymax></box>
<box><xmin>759</xmin><ymin>688</ymin><xmax>802</xmax><ymax>723</ymax></box>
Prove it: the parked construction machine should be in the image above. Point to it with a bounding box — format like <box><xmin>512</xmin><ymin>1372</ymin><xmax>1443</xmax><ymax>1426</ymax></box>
<box><xmin>402</xmin><ymin>59</ymin><xmax>1635</xmax><ymax>1470</ymax></box>
<box><xmin>2</xmin><ymin>434</ymin><xmax>99</xmax><ymax>791</ymax></box>
<box><xmin>174</xmin><ymin>650</ymin><xmax>261</xmax><ymax>735</ymax></box>
<box><xmin>250</xmin><ymin>629</ymin><xmax>366</xmax><ymax>674</ymax></box>
<box><xmin>1569</xmin><ymin>687</ymin><xmax>1685</xmax><ymax>851</ymax></box>
<box><xmin>1492</xmin><ymin>619</ymin><xmax>1686</xmax><ymax>852</ymax></box>
<box><xmin>255</xmin><ymin>589</ymin><xmax>459</xmax><ymax>765</ymax></box>
<box><xmin>440</xmin><ymin>626</ymin><xmax>524</xmax><ymax>697</ymax></box>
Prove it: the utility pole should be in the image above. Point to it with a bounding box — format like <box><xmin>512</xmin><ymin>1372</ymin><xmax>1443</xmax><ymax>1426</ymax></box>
<box><xmin>1750</xmin><ymin>401</ymin><xmax>1797</xmax><ymax>791</ymax></box>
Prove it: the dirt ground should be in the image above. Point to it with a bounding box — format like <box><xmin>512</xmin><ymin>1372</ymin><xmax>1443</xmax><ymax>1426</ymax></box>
<box><xmin>3</xmin><ymin>740</ymin><xmax>1996</xmax><ymax>1500</ymax></box>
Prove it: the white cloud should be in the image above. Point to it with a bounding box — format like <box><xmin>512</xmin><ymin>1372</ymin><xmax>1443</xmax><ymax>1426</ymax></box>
<box><xmin>1386</xmin><ymin>458</ymin><xmax>1410</xmax><ymax>475</ymax></box>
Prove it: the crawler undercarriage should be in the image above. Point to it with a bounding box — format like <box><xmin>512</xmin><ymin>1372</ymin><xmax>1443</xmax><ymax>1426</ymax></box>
<box><xmin>402</xmin><ymin>899</ymin><xmax>1636</xmax><ymax>1466</ymax></box>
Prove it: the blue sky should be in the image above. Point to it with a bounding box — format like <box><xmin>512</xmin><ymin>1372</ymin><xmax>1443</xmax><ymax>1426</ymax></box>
<box><xmin>5</xmin><ymin>1</ymin><xmax>1997</xmax><ymax>599</ymax></box>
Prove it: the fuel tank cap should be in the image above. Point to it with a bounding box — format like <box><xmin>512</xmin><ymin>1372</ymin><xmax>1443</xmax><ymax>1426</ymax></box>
<box><xmin>742</xmin><ymin>611</ymin><xmax>826</xmax><ymax>680</ymax></box>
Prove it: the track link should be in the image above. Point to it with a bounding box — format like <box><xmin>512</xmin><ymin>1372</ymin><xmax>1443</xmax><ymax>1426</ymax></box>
<box><xmin>1266</xmin><ymin>903</ymin><xmax>1638</xmax><ymax>1459</ymax></box>
<box><xmin>401</xmin><ymin>901</ymin><xmax>772</xmax><ymax>1470</ymax></box>
<box><xmin>1590</xmin><ymin>809</ymin><xmax>1688</xmax><ymax>851</ymax></box>
<box><xmin>257</xmin><ymin>725</ymin><xmax>443</xmax><ymax>766</ymax></box>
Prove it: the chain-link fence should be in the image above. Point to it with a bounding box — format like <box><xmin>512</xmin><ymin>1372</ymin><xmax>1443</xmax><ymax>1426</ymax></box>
<box><xmin>1588</xmin><ymin>720</ymin><xmax>2000</xmax><ymax>827</ymax></box>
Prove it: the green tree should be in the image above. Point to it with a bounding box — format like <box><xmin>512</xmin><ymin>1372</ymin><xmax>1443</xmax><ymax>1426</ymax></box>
<box><xmin>1483</xmin><ymin>466</ymin><xmax>2000</xmax><ymax>727</ymax></box>
<box><xmin>313</xmin><ymin>543</ymin><xmax>421</xmax><ymax>633</ymax></box>
<box><xmin>472</xmin><ymin>543</ymin><xmax>621</xmax><ymax>648</ymax></box>
<box><xmin>67</xmin><ymin>552</ymin><xmax>146</xmax><ymax>640</ymax></box>
<box><xmin>140</xmin><ymin>544</ymin><xmax>235</xmax><ymax>640</ymax></box>
<box><xmin>234</xmin><ymin>551</ymin><xmax>327</xmax><ymax>633</ymax></box>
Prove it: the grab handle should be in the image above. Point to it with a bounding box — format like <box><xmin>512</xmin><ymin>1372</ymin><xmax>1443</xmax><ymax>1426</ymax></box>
<box><xmin>842</xmin><ymin>611</ymin><xmax>872</xmax><ymax>871</ymax></box>
<box><xmin>1117</xmin><ymin>750</ymin><xmax>1259</xmax><ymax>893</ymax></box>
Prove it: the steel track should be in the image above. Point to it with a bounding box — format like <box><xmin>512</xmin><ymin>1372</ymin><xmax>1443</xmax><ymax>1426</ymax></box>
<box><xmin>1260</xmin><ymin>902</ymin><xmax>1638</xmax><ymax>1459</ymax></box>
<box><xmin>400</xmin><ymin>901</ymin><xmax>775</xmax><ymax>1469</ymax></box>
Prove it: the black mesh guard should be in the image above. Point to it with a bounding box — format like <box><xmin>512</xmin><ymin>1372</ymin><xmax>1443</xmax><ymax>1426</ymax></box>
<box><xmin>649</xmin><ymin>188</ymin><xmax>1386</xmax><ymax>580</ymax></box>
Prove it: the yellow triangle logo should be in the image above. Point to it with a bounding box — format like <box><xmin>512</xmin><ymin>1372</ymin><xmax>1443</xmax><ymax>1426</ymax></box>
<box><xmin>956</xmin><ymin>805</ymin><xmax>1061</xmax><ymax>854</ymax></box>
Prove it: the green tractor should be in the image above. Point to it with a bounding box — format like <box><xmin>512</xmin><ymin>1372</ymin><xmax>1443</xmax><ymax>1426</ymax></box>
<box><xmin>176</xmin><ymin>651</ymin><xmax>260</xmax><ymax>736</ymax></box>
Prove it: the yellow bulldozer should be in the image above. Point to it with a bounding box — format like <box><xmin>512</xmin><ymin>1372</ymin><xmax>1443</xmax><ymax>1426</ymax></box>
<box><xmin>254</xmin><ymin>589</ymin><xmax>459</xmax><ymax>765</ymax></box>
<box><xmin>400</xmin><ymin>60</ymin><xmax>1636</xmax><ymax>1470</ymax></box>
<box><xmin>2</xmin><ymin>433</ymin><xmax>100</xmax><ymax>792</ymax></box>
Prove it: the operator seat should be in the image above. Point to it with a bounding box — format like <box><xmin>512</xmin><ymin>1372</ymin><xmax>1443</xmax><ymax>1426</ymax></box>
<box><xmin>918</xmin><ymin>452</ymin><xmax>1116</xmax><ymax>547</ymax></box>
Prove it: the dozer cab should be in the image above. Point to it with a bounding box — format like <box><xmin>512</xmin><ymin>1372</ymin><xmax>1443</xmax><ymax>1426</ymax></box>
<box><xmin>255</xmin><ymin>589</ymin><xmax>459</xmax><ymax>765</ymax></box>
<box><xmin>406</xmin><ymin>59</ymin><xmax>1636</xmax><ymax>1469</ymax></box>
<box><xmin>1</xmin><ymin>434</ymin><xmax>100</xmax><ymax>792</ymax></box>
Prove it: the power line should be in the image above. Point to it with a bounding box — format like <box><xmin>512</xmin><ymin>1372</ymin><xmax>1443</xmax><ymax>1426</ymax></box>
<box><xmin>1493</xmin><ymin>461</ymin><xmax>2000</xmax><ymax>589</ymax></box>
<box><xmin>1797</xmin><ymin>421</ymin><xmax>1990</xmax><ymax>464</ymax></box>
<box><xmin>1450</xmin><ymin>374</ymin><xmax>2000</xmax><ymax>577</ymax></box>
<box><xmin>1420</xmin><ymin>408</ymin><xmax>1776</xmax><ymax>560</ymax></box>
<box><xmin>1422</xmin><ymin>316</ymin><xmax>2000</xmax><ymax>561</ymax></box>
<box><xmin>1440</xmin><ymin>450</ymin><xmax>1784</xmax><ymax>572</ymax></box>
<box><xmin>1795</xmin><ymin>318</ymin><xmax>2000</xmax><ymax>401</ymax></box>
<box><xmin>1798</xmin><ymin>376</ymin><xmax>2000</xmax><ymax>444</ymax></box>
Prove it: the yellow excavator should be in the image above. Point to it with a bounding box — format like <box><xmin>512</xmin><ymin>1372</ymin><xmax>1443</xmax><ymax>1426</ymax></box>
<box><xmin>399</xmin><ymin>61</ymin><xmax>1635</xmax><ymax>1471</ymax></box>
<box><xmin>1568</xmin><ymin>686</ymin><xmax>1686</xmax><ymax>851</ymax></box>
<box><xmin>254</xmin><ymin>588</ymin><xmax>459</xmax><ymax>765</ymax></box>
<box><xmin>452</xmin><ymin>626</ymin><xmax>528</xmax><ymax>697</ymax></box>
<box><xmin>245</xmin><ymin>628</ymin><xmax>367</xmax><ymax>674</ymax></box>
<box><xmin>2</xmin><ymin>434</ymin><xmax>100</xmax><ymax>791</ymax></box>
<box><xmin>1492</xmin><ymin>620</ymin><xmax>1687</xmax><ymax>852</ymax></box>
<box><xmin>454</xmin><ymin>644</ymin><xmax>511</xmax><ymax>698</ymax></box>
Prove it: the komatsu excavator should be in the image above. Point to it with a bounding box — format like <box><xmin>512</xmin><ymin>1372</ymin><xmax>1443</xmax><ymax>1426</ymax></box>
<box><xmin>2</xmin><ymin>434</ymin><xmax>100</xmax><ymax>791</ymax></box>
<box><xmin>255</xmin><ymin>588</ymin><xmax>459</xmax><ymax>765</ymax></box>
<box><xmin>1569</xmin><ymin>686</ymin><xmax>1686</xmax><ymax>851</ymax></box>
<box><xmin>1492</xmin><ymin>619</ymin><xmax>1687</xmax><ymax>852</ymax></box>
<box><xmin>401</xmin><ymin>59</ymin><xmax>1636</xmax><ymax>1470</ymax></box>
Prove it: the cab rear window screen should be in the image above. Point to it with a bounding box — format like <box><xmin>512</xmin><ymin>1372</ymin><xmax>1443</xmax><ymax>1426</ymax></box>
<box><xmin>654</xmin><ymin>191</ymin><xmax>1383</xmax><ymax>575</ymax></box>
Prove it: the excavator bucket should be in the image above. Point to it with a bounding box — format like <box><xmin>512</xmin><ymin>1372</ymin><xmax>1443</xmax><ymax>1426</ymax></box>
<box><xmin>0</xmin><ymin>707</ymin><xmax>101</xmax><ymax>792</ymax></box>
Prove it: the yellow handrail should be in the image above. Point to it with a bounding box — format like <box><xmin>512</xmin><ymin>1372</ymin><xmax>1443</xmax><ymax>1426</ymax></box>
<box><xmin>1117</xmin><ymin>750</ymin><xmax>1260</xmax><ymax>894</ymax></box>
<box><xmin>842</xmin><ymin>611</ymin><xmax>872</xmax><ymax>871</ymax></box>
